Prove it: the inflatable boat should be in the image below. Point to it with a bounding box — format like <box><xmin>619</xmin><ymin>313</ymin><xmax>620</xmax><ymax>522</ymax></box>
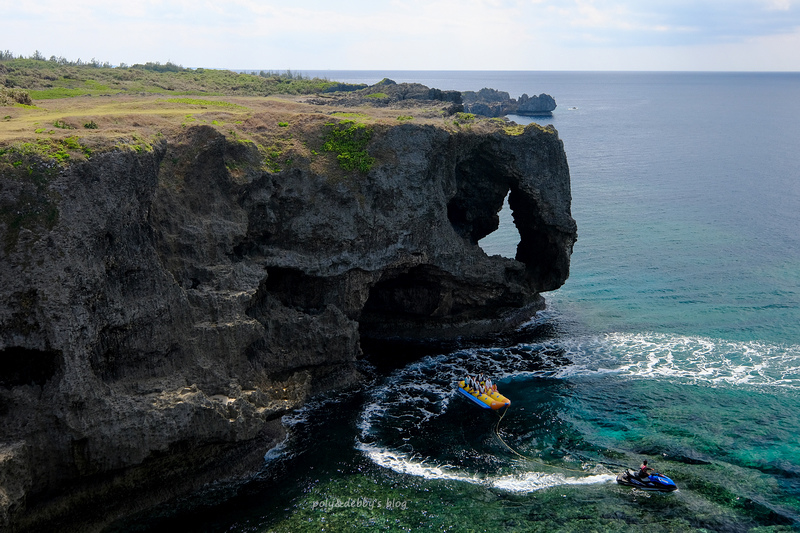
<box><xmin>458</xmin><ymin>378</ymin><xmax>511</xmax><ymax>410</ymax></box>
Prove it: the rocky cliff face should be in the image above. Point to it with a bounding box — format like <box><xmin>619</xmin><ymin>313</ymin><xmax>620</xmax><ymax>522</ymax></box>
<box><xmin>0</xmin><ymin>120</ymin><xmax>576</xmax><ymax>531</ymax></box>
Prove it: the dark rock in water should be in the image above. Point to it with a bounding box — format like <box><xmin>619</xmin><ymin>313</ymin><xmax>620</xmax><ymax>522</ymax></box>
<box><xmin>0</xmin><ymin>119</ymin><xmax>575</xmax><ymax>530</ymax></box>
<box><xmin>517</xmin><ymin>93</ymin><xmax>557</xmax><ymax>115</ymax></box>
<box><xmin>463</xmin><ymin>88</ymin><xmax>557</xmax><ymax>117</ymax></box>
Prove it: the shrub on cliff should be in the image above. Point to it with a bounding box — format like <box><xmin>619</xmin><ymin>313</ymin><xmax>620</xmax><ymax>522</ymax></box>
<box><xmin>0</xmin><ymin>87</ymin><xmax>32</xmax><ymax>106</ymax></box>
<box><xmin>323</xmin><ymin>120</ymin><xmax>375</xmax><ymax>173</ymax></box>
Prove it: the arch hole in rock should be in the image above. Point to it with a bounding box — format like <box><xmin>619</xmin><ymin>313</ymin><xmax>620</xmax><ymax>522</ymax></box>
<box><xmin>446</xmin><ymin>155</ymin><xmax>511</xmax><ymax>245</ymax></box>
<box><xmin>478</xmin><ymin>191</ymin><xmax>520</xmax><ymax>259</ymax></box>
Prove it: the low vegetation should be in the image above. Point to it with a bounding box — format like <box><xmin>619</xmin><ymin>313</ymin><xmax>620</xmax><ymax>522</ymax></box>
<box><xmin>453</xmin><ymin>112</ymin><xmax>476</xmax><ymax>127</ymax></box>
<box><xmin>322</xmin><ymin>120</ymin><xmax>375</xmax><ymax>173</ymax></box>
<box><xmin>0</xmin><ymin>53</ymin><xmax>364</xmax><ymax>99</ymax></box>
<box><xmin>1</xmin><ymin>135</ymin><xmax>91</xmax><ymax>164</ymax></box>
<box><xmin>502</xmin><ymin>123</ymin><xmax>526</xmax><ymax>135</ymax></box>
<box><xmin>330</xmin><ymin>111</ymin><xmax>370</xmax><ymax>121</ymax></box>
<box><xmin>0</xmin><ymin>87</ymin><xmax>32</xmax><ymax>106</ymax></box>
<box><xmin>162</xmin><ymin>98</ymin><xmax>247</xmax><ymax>109</ymax></box>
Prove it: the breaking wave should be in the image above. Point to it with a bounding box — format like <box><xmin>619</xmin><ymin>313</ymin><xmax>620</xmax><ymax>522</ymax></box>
<box><xmin>548</xmin><ymin>332</ymin><xmax>800</xmax><ymax>388</ymax></box>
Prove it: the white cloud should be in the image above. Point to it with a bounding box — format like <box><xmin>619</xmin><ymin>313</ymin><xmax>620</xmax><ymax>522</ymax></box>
<box><xmin>1</xmin><ymin>0</ymin><xmax>799</xmax><ymax>69</ymax></box>
<box><xmin>567</xmin><ymin>0</ymin><xmax>637</xmax><ymax>30</ymax></box>
<box><xmin>761</xmin><ymin>0</ymin><xmax>793</xmax><ymax>10</ymax></box>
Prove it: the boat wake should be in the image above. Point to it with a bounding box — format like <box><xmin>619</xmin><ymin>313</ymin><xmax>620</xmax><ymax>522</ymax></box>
<box><xmin>356</xmin><ymin>331</ymin><xmax>799</xmax><ymax>489</ymax></box>
<box><xmin>357</xmin><ymin>442</ymin><xmax>615</xmax><ymax>493</ymax></box>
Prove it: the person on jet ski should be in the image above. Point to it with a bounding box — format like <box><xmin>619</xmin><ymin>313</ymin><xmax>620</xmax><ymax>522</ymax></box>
<box><xmin>638</xmin><ymin>460</ymin><xmax>653</xmax><ymax>479</ymax></box>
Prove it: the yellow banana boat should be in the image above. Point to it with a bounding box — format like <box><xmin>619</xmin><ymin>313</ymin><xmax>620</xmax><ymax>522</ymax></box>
<box><xmin>458</xmin><ymin>379</ymin><xmax>511</xmax><ymax>410</ymax></box>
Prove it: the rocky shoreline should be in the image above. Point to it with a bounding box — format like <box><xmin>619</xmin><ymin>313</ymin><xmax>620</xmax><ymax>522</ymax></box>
<box><xmin>0</xmin><ymin>91</ymin><xmax>575</xmax><ymax>531</ymax></box>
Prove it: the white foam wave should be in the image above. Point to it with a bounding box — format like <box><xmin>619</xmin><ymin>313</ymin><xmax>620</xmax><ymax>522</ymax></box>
<box><xmin>551</xmin><ymin>332</ymin><xmax>800</xmax><ymax>388</ymax></box>
<box><xmin>358</xmin><ymin>443</ymin><xmax>480</xmax><ymax>484</ymax></box>
<box><xmin>491</xmin><ymin>471</ymin><xmax>616</xmax><ymax>492</ymax></box>
<box><xmin>358</xmin><ymin>442</ymin><xmax>616</xmax><ymax>492</ymax></box>
<box><xmin>264</xmin><ymin>432</ymin><xmax>291</xmax><ymax>463</ymax></box>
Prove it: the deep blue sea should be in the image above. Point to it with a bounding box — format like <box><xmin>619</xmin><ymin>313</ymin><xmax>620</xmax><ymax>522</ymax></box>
<box><xmin>114</xmin><ymin>72</ymin><xmax>800</xmax><ymax>532</ymax></box>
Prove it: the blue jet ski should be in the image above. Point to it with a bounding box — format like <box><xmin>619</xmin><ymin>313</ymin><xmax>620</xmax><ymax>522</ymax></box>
<box><xmin>617</xmin><ymin>469</ymin><xmax>677</xmax><ymax>492</ymax></box>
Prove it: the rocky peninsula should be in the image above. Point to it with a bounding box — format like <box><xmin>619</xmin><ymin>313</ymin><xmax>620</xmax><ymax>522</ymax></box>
<box><xmin>463</xmin><ymin>88</ymin><xmax>557</xmax><ymax>117</ymax></box>
<box><xmin>0</xmin><ymin>70</ymin><xmax>576</xmax><ymax>531</ymax></box>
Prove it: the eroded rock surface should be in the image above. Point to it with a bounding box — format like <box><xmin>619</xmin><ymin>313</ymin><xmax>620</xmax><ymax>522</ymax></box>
<box><xmin>0</xmin><ymin>118</ymin><xmax>575</xmax><ymax>531</ymax></box>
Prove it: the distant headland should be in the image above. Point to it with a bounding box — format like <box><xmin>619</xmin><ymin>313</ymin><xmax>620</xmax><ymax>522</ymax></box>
<box><xmin>463</xmin><ymin>88</ymin><xmax>557</xmax><ymax>117</ymax></box>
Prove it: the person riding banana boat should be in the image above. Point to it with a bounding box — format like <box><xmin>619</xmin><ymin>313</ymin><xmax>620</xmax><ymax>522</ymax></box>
<box><xmin>457</xmin><ymin>374</ymin><xmax>510</xmax><ymax>410</ymax></box>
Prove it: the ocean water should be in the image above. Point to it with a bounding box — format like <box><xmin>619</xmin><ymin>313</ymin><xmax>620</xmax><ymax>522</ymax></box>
<box><xmin>112</xmin><ymin>72</ymin><xmax>800</xmax><ymax>532</ymax></box>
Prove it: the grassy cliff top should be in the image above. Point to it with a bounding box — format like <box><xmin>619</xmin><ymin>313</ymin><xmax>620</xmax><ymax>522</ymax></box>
<box><xmin>0</xmin><ymin>57</ymin><xmax>367</xmax><ymax>143</ymax></box>
<box><xmin>0</xmin><ymin>57</ymin><xmax>361</xmax><ymax>99</ymax></box>
<box><xmin>1</xmin><ymin>58</ymin><xmax>544</xmax><ymax>174</ymax></box>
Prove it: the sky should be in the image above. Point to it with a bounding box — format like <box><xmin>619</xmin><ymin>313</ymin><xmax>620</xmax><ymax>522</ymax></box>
<box><xmin>2</xmin><ymin>0</ymin><xmax>799</xmax><ymax>71</ymax></box>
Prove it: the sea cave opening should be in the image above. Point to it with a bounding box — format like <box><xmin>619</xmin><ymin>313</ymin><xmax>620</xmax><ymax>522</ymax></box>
<box><xmin>357</xmin><ymin>265</ymin><xmax>461</xmax><ymax>370</ymax></box>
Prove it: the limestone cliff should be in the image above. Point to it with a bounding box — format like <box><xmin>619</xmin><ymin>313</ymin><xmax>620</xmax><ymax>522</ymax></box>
<box><xmin>0</xmin><ymin>118</ymin><xmax>576</xmax><ymax>531</ymax></box>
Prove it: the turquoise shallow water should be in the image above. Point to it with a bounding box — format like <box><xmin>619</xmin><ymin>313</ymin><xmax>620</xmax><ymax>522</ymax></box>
<box><xmin>112</xmin><ymin>72</ymin><xmax>800</xmax><ymax>532</ymax></box>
